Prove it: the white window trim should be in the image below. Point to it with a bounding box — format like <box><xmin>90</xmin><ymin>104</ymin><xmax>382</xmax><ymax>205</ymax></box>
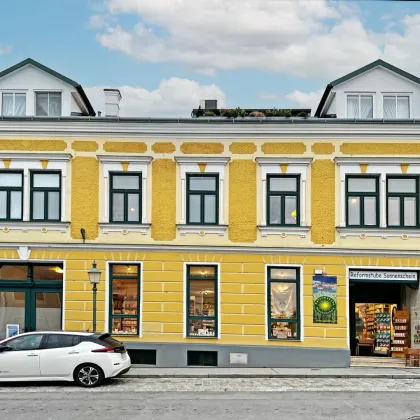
<box><xmin>345</xmin><ymin>92</ymin><xmax>375</xmax><ymax>119</ymax></box>
<box><xmin>34</xmin><ymin>90</ymin><xmax>63</xmax><ymax>117</ymax></box>
<box><xmin>381</xmin><ymin>92</ymin><xmax>412</xmax><ymax>119</ymax></box>
<box><xmin>335</xmin><ymin>157</ymin><xmax>420</xmax><ymax>239</ymax></box>
<box><xmin>175</xmin><ymin>156</ymin><xmax>230</xmax><ymax>236</ymax></box>
<box><xmin>0</xmin><ymin>153</ymin><xmax>71</xmax><ymax>231</ymax></box>
<box><xmin>98</xmin><ymin>155</ymin><xmax>152</xmax><ymax>235</ymax></box>
<box><xmin>1</xmin><ymin>91</ymin><xmax>27</xmax><ymax>117</ymax></box>
<box><xmin>256</xmin><ymin>157</ymin><xmax>312</xmax><ymax>238</ymax></box>
<box><xmin>183</xmin><ymin>262</ymin><xmax>221</xmax><ymax>339</ymax></box>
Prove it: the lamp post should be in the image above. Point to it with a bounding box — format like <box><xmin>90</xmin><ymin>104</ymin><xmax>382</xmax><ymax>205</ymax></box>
<box><xmin>88</xmin><ymin>261</ymin><xmax>102</xmax><ymax>333</ymax></box>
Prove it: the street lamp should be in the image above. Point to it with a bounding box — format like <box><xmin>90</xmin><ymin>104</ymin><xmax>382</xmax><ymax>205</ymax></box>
<box><xmin>88</xmin><ymin>261</ymin><xmax>102</xmax><ymax>333</ymax></box>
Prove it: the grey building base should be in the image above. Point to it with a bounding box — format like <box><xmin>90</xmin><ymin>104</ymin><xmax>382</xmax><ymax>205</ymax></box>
<box><xmin>124</xmin><ymin>341</ymin><xmax>350</xmax><ymax>368</ymax></box>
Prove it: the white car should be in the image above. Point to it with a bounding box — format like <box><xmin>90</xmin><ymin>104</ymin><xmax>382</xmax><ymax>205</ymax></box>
<box><xmin>0</xmin><ymin>331</ymin><xmax>131</xmax><ymax>387</ymax></box>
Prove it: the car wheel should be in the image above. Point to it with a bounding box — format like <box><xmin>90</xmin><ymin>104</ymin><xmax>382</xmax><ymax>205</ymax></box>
<box><xmin>73</xmin><ymin>363</ymin><xmax>105</xmax><ymax>388</ymax></box>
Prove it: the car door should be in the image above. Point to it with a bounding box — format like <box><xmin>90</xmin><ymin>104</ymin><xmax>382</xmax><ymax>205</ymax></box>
<box><xmin>0</xmin><ymin>334</ymin><xmax>43</xmax><ymax>378</ymax></box>
<box><xmin>40</xmin><ymin>334</ymin><xmax>81</xmax><ymax>378</ymax></box>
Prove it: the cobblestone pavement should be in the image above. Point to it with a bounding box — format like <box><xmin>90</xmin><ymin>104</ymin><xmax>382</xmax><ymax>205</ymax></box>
<box><xmin>1</xmin><ymin>377</ymin><xmax>420</xmax><ymax>392</ymax></box>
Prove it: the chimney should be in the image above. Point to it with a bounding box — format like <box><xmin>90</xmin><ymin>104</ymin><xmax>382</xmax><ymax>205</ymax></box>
<box><xmin>104</xmin><ymin>89</ymin><xmax>122</xmax><ymax>117</ymax></box>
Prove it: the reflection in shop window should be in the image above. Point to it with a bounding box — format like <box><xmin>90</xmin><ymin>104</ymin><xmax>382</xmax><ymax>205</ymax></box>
<box><xmin>0</xmin><ymin>291</ymin><xmax>25</xmax><ymax>339</ymax></box>
<box><xmin>110</xmin><ymin>264</ymin><xmax>140</xmax><ymax>335</ymax></box>
<box><xmin>267</xmin><ymin>267</ymin><xmax>300</xmax><ymax>340</ymax></box>
<box><xmin>187</xmin><ymin>265</ymin><xmax>218</xmax><ymax>337</ymax></box>
<box><xmin>0</xmin><ymin>265</ymin><xmax>28</xmax><ymax>280</ymax></box>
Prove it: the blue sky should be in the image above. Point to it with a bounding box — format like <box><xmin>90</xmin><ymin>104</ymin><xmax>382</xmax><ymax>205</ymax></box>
<box><xmin>1</xmin><ymin>0</ymin><xmax>420</xmax><ymax>116</ymax></box>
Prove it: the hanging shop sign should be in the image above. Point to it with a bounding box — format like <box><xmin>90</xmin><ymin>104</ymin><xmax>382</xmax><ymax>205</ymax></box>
<box><xmin>313</xmin><ymin>276</ymin><xmax>337</xmax><ymax>324</ymax></box>
<box><xmin>349</xmin><ymin>270</ymin><xmax>418</xmax><ymax>283</ymax></box>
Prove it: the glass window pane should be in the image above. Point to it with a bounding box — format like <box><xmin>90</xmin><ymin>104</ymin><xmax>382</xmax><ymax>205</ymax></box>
<box><xmin>270</xmin><ymin>268</ymin><xmax>297</xmax><ymax>280</ymax></box>
<box><xmin>33</xmin><ymin>173</ymin><xmax>60</xmax><ymax>188</ymax></box>
<box><xmin>10</xmin><ymin>191</ymin><xmax>22</xmax><ymax>219</ymax></box>
<box><xmin>189</xmin><ymin>176</ymin><xmax>216</xmax><ymax>191</ymax></box>
<box><xmin>112</xmin><ymin>279</ymin><xmax>138</xmax><ymax>315</ymax></box>
<box><xmin>0</xmin><ymin>291</ymin><xmax>25</xmax><ymax>340</ymax></box>
<box><xmin>127</xmin><ymin>194</ymin><xmax>140</xmax><ymax>222</ymax></box>
<box><xmin>112</xmin><ymin>175</ymin><xmax>139</xmax><ymax>190</ymax></box>
<box><xmin>388</xmin><ymin>178</ymin><xmax>416</xmax><ymax>193</ymax></box>
<box><xmin>388</xmin><ymin>197</ymin><xmax>400</xmax><ymax>226</ymax></box>
<box><xmin>404</xmin><ymin>197</ymin><xmax>416</xmax><ymax>226</ymax></box>
<box><xmin>397</xmin><ymin>96</ymin><xmax>410</xmax><ymax>118</ymax></box>
<box><xmin>347</xmin><ymin>95</ymin><xmax>359</xmax><ymax>118</ymax></box>
<box><xmin>0</xmin><ymin>173</ymin><xmax>22</xmax><ymax>187</ymax></box>
<box><xmin>269</xmin><ymin>177</ymin><xmax>297</xmax><ymax>192</ymax></box>
<box><xmin>364</xmin><ymin>196</ymin><xmax>377</xmax><ymax>226</ymax></box>
<box><xmin>348</xmin><ymin>178</ymin><xmax>376</xmax><ymax>193</ymax></box>
<box><xmin>189</xmin><ymin>195</ymin><xmax>201</xmax><ymax>223</ymax></box>
<box><xmin>360</xmin><ymin>95</ymin><xmax>373</xmax><ymax>118</ymax></box>
<box><xmin>111</xmin><ymin>318</ymin><xmax>138</xmax><ymax>335</ymax></box>
<box><xmin>35</xmin><ymin>292</ymin><xmax>61</xmax><ymax>330</ymax></box>
<box><xmin>348</xmin><ymin>197</ymin><xmax>360</xmax><ymax>225</ymax></box>
<box><xmin>49</xmin><ymin>93</ymin><xmax>62</xmax><ymax>117</ymax></box>
<box><xmin>112</xmin><ymin>265</ymin><xmax>138</xmax><ymax>276</ymax></box>
<box><xmin>2</xmin><ymin>93</ymin><xmax>13</xmax><ymax>116</ymax></box>
<box><xmin>33</xmin><ymin>265</ymin><xmax>63</xmax><ymax>281</ymax></box>
<box><xmin>270</xmin><ymin>321</ymin><xmax>298</xmax><ymax>339</ymax></box>
<box><xmin>36</xmin><ymin>93</ymin><xmax>49</xmax><ymax>116</ymax></box>
<box><xmin>7</xmin><ymin>334</ymin><xmax>43</xmax><ymax>351</ymax></box>
<box><xmin>48</xmin><ymin>191</ymin><xmax>60</xmax><ymax>220</ymax></box>
<box><xmin>285</xmin><ymin>196</ymin><xmax>297</xmax><ymax>225</ymax></box>
<box><xmin>188</xmin><ymin>319</ymin><xmax>216</xmax><ymax>337</ymax></box>
<box><xmin>14</xmin><ymin>94</ymin><xmax>26</xmax><ymax>116</ymax></box>
<box><xmin>269</xmin><ymin>196</ymin><xmax>281</xmax><ymax>224</ymax></box>
<box><xmin>384</xmin><ymin>96</ymin><xmax>396</xmax><ymax>119</ymax></box>
<box><xmin>270</xmin><ymin>282</ymin><xmax>297</xmax><ymax>319</ymax></box>
<box><xmin>189</xmin><ymin>280</ymin><xmax>215</xmax><ymax>317</ymax></box>
<box><xmin>32</xmin><ymin>191</ymin><xmax>45</xmax><ymax>219</ymax></box>
<box><xmin>45</xmin><ymin>334</ymin><xmax>74</xmax><ymax>349</ymax></box>
<box><xmin>0</xmin><ymin>265</ymin><xmax>28</xmax><ymax>280</ymax></box>
<box><xmin>188</xmin><ymin>266</ymin><xmax>216</xmax><ymax>278</ymax></box>
<box><xmin>0</xmin><ymin>191</ymin><xmax>6</xmax><ymax>218</ymax></box>
<box><xmin>204</xmin><ymin>195</ymin><xmax>216</xmax><ymax>223</ymax></box>
<box><xmin>112</xmin><ymin>193</ymin><xmax>124</xmax><ymax>222</ymax></box>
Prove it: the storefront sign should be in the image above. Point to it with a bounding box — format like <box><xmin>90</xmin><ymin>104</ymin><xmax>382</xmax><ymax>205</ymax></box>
<box><xmin>349</xmin><ymin>270</ymin><xmax>418</xmax><ymax>282</ymax></box>
<box><xmin>6</xmin><ymin>324</ymin><xmax>19</xmax><ymax>338</ymax></box>
<box><xmin>313</xmin><ymin>276</ymin><xmax>337</xmax><ymax>324</ymax></box>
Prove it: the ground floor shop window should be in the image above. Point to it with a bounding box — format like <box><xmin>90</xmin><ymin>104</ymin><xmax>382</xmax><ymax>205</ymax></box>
<box><xmin>109</xmin><ymin>264</ymin><xmax>141</xmax><ymax>335</ymax></box>
<box><xmin>186</xmin><ymin>265</ymin><xmax>218</xmax><ymax>337</ymax></box>
<box><xmin>267</xmin><ymin>266</ymin><xmax>300</xmax><ymax>340</ymax></box>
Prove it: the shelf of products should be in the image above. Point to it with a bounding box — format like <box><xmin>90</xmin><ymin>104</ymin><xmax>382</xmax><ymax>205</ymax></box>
<box><xmin>392</xmin><ymin>310</ymin><xmax>410</xmax><ymax>358</ymax></box>
<box><xmin>374</xmin><ymin>312</ymin><xmax>391</xmax><ymax>355</ymax></box>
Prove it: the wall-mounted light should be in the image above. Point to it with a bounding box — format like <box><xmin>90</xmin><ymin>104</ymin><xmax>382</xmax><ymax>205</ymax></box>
<box><xmin>314</xmin><ymin>269</ymin><xmax>323</xmax><ymax>275</ymax></box>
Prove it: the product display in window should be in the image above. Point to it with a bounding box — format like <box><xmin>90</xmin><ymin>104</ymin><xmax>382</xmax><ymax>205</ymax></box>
<box><xmin>189</xmin><ymin>280</ymin><xmax>215</xmax><ymax>317</ymax></box>
<box><xmin>112</xmin><ymin>318</ymin><xmax>138</xmax><ymax>335</ymax></box>
<box><xmin>188</xmin><ymin>319</ymin><xmax>216</xmax><ymax>337</ymax></box>
<box><xmin>112</xmin><ymin>279</ymin><xmax>138</xmax><ymax>316</ymax></box>
<box><xmin>270</xmin><ymin>282</ymin><xmax>297</xmax><ymax>319</ymax></box>
<box><xmin>270</xmin><ymin>321</ymin><xmax>298</xmax><ymax>339</ymax></box>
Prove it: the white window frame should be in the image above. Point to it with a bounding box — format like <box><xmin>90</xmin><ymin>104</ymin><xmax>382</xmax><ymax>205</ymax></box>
<box><xmin>0</xmin><ymin>153</ymin><xmax>71</xmax><ymax>232</ymax></box>
<box><xmin>175</xmin><ymin>156</ymin><xmax>230</xmax><ymax>236</ymax></box>
<box><xmin>381</xmin><ymin>93</ymin><xmax>412</xmax><ymax>119</ymax></box>
<box><xmin>34</xmin><ymin>90</ymin><xmax>63</xmax><ymax>117</ymax></box>
<box><xmin>98</xmin><ymin>155</ymin><xmax>152</xmax><ymax>235</ymax></box>
<box><xmin>1</xmin><ymin>92</ymin><xmax>27</xmax><ymax>117</ymax></box>
<box><xmin>256</xmin><ymin>158</ymin><xmax>312</xmax><ymax>238</ymax></box>
<box><xmin>345</xmin><ymin>92</ymin><xmax>375</xmax><ymax>119</ymax></box>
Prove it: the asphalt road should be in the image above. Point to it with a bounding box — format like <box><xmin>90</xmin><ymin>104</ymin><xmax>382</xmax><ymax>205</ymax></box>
<box><xmin>1</xmin><ymin>390</ymin><xmax>420</xmax><ymax>420</ymax></box>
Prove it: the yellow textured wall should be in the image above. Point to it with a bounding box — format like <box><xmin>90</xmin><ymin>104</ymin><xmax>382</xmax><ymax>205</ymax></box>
<box><xmin>180</xmin><ymin>142</ymin><xmax>224</xmax><ymax>154</ymax></box>
<box><xmin>70</xmin><ymin>157</ymin><xmax>99</xmax><ymax>240</ymax></box>
<box><xmin>152</xmin><ymin>142</ymin><xmax>176</xmax><ymax>153</ymax></box>
<box><xmin>229</xmin><ymin>142</ymin><xmax>257</xmax><ymax>154</ymax></box>
<box><xmin>104</xmin><ymin>142</ymin><xmax>147</xmax><ymax>153</ymax></box>
<box><xmin>229</xmin><ymin>160</ymin><xmax>257</xmax><ymax>243</ymax></box>
<box><xmin>152</xmin><ymin>159</ymin><xmax>176</xmax><ymax>241</ymax></box>
<box><xmin>341</xmin><ymin>143</ymin><xmax>420</xmax><ymax>155</ymax></box>
<box><xmin>72</xmin><ymin>141</ymin><xmax>98</xmax><ymax>152</ymax></box>
<box><xmin>0</xmin><ymin>140</ymin><xmax>66</xmax><ymax>151</ymax></box>
<box><xmin>262</xmin><ymin>142</ymin><xmax>306</xmax><ymax>154</ymax></box>
<box><xmin>312</xmin><ymin>143</ymin><xmax>335</xmax><ymax>155</ymax></box>
<box><xmin>311</xmin><ymin>160</ymin><xmax>335</xmax><ymax>244</ymax></box>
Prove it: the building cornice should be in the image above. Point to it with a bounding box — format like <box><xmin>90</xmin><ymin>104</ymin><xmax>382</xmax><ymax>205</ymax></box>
<box><xmin>174</xmin><ymin>157</ymin><xmax>230</xmax><ymax>165</ymax></box>
<box><xmin>0</xmin><ymin>153</ymin><xmax>72</xmax><ymax>161</ymax></box>
<box><xmin>335</xmin><ymin>157</ymin><xmax>420</xmax><ymax>165</ymax></box>
<box><xmin>256</xmin><ymin>157</ymin><xmax>313</xmax><ymax>165</ymax></box>
<box><xmin>97</xmin><ymin>155</ymin><xmax>153</xmax><ymax>164</ymax></box>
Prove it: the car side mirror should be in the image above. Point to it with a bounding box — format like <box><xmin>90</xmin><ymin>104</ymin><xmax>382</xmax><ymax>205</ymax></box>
<box><xmin>0</xmin><ymin>345</ymin><xmax>12</xmax><ymax>352</ymax></box>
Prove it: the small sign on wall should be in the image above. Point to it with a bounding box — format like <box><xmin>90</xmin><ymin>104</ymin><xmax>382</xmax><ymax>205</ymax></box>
<box><xmin>6</xmin><ymin>324</ymin><xmax>19</xmax><ymax>338</ymax></box>
<box><xmin>313</xmin><ymin>276</ymin><xmax>338</xmax><ymax>324</ymax></box>
<box><xmin>230</xmin><ymin>352</ymin><xmax>248</xmax><ymax>364</ymax></box>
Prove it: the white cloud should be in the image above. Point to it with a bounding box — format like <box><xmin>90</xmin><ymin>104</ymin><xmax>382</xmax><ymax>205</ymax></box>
<box><xmin>285</xmin><ymin>89</ymin><xmax>324</xmax><ymax>114</ymax></box>
<box><xmin>0</xmin><ymin>44</ymin><xmax>11</xmax><ymax>55</ymax></box>
<box><xmin>90</xmin><ymin>1</ymin><xmax>420</xmax><ymax>81</ymax></box>
<box><xmin>85</xmin><ymin>77</ymin><xmax>226</xmax><ymax>117</ymax></box>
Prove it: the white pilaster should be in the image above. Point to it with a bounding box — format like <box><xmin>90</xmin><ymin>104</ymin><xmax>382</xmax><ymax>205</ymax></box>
<box><xmin>142</xmin><ymin>175</ymin><xmax>147</xmax><ymax>224</ymax></box>
<box><xmin>104</xmin><ymin>173</ymin><xmax>109</xmax><ymax>223</ymax></box>
<box><xmin>380</xmin><ymin>175</ymin><xmax>386</xmax><ymax>227</ymax></box>
<box><xmin>61</xmin><ymin>174</ymin><xmax>67</xmax><ymax>222</ymax></box>
<box><xmin>181</xmin><ymin>176</ymin><xmax>186</xmax><ymax>224</ymax></box>
<box><xmin>340</xmin><ymin>179</ymin><xmax>346</xmax><ymax>227</ymax></box>
<box><xmin>219</xmin><ymin>178</ymin><xmax>224</xmax><ymax>224</ymax></box>
<box><xmin>261</xmin><ymin>179</ymin><xmax>266</xmax><ymax>225</ymax></box>
<box><xmin>23</xmin><ymin>168</ymin><xmax>30</xmax><ymax>221</ymax></box>
<box><xmin>301</xmin><ymin>179</ymin><xmax>306</xmax><ymax>226</ymax></box>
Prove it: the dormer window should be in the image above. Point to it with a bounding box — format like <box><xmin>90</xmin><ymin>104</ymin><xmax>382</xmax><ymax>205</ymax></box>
<box><xmin>2</xmin><ymin>93</ymin><xmax>26</xmax><ymax>116</ymax></box>
<box><xmin>383</xmin><ymin>95</ymin><xmax>410</xmax><ymax>119</ymax></box>
<box><xmin>347</xmin><ymin>94</ymin><xmax>373</xmax><ymax>119</ymax></box>
<box><xmin>35</xmin><ymin>92</ymin><xmax>62</xmax><ymax>117</ymax></box>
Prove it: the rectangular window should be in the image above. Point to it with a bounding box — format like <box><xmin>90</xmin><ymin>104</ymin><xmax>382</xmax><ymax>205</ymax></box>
<box><xmin>0</xmin><ymin>172</ymin><xmax>23</xmax><ymax>221</ymax></box>
<box><xmin>347</xmin><ymin>94</ymin><xmax>373</xmax><ymax>118</ymax></box>
<box><xmin>383</xmin><ymin>95</ymin><xmax>410</xmax><ymax>119</ymax></box>
<box><xmin>346</xmin><ymin>176</ymin><xmax>379</xmax><ymax>227</ymax></box>
<box><xmin>186</xmin><ymin>174</ymin><xmax>218</xmax><ymax>225</ymax></box>
<box><xmin>267</xmin><ymin>267</ymin><xmax>300</xmax><ymax>340</ymax></box>
<box><xmin>387</xmin><ymin>176</ymin><xmax>418</xmax><ymax>228</ymax></box>
<box><xmin>110</xmin><ymin>264</ymin><xmax>141</xmax><ymax>335</ymax></box>
<box><xmin>2</xmin><ymin>93</ymin><xmax>26</xmax><ymax>116</ymax></box>
<box><xmin>30</xmin><ymin>172</ymin><xmax>61</xmax><ymax>221</ymax></box>
<box><xmin>186</xmin><ymin>265</ymin><xmax>218</xmax><ymax>338</ymax></box>
<box><xmin>110</xmin><ymin>173</ymin><xmax>142</xmax><ymax>223</ymax></box>
<box><xmin>35</xmin><ymin>92</ymin><xmax>62</xmax><ymax>117</ymax></box>
<box><xmin>267</xmin><ymin>175</ymin><xmax>299</xmax><ymax>226</ymax></box>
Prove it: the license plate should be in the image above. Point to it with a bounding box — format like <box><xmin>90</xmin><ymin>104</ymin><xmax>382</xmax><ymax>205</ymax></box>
<box><xmin>121</xmin><ymin>352</ymin><xmax>128</xmax><ymax>360</ymax></box>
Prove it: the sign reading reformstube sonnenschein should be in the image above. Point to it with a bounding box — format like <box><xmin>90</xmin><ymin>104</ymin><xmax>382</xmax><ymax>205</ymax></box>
<box><xmin>349</xmin><ymin>270</ymin><xmax>418</xmax><ymax>282</ymax></box>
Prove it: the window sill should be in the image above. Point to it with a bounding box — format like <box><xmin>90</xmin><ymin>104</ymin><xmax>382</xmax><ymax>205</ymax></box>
<box><xmin>177</xmin><ymin>224</ymin><xmax>228</xmax><ymax>236</ymax></box>
<box><xmin>258</xmin><ymin>225</ymin><xmax>310</xmax><ymax>238</ymax></box>
<box><xmin>0</xmin><ymin>221</ymin><xmax>70</xmax><ymax>233</ymax></box>
<box><xmin>99</xmin><ymin>223</ymin><xmax>151</xmax><ymax>235</ymax></box>
<box><xmin>337</xmin><ymin>227</ymin><xmax>420</xmax><ymax>240</ymax></box>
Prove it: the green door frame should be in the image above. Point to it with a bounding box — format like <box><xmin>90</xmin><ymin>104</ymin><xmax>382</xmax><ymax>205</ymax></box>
<box><xmin>29</xmin><ymin>288</ymin><xmax>63</xmax><ymax>332</ymax></box>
